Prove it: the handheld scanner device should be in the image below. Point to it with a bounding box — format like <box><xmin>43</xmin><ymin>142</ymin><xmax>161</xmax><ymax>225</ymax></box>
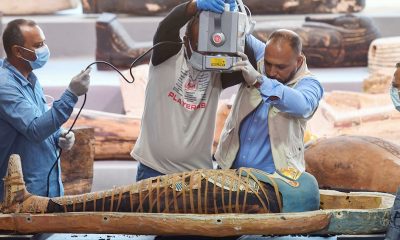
<box><xmin>191</xmin><ymin>3</ymin><xmax>249</xmax><ymax>72</ymax></box>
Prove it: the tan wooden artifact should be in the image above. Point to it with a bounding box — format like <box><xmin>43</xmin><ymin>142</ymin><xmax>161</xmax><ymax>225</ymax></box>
<box><xmin>364</xmin><ymin>37</ymin><xmax>400</xmax><ymax>93</ymax></box>
<box><xmin>60</xmin><ymin>127</ymin><xmax>95</xmax><ymax>195</ymax></box>
<box><xmin>305</xmin><ymin>135</ymin><xmax>400</xmax><ymax>194</ymax></box>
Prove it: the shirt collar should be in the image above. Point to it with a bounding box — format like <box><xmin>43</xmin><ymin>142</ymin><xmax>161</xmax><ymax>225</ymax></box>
<box><xmin>2</xmin><ymin>59</ymin><xmax>38</xmax><ymax>87</ymax></box>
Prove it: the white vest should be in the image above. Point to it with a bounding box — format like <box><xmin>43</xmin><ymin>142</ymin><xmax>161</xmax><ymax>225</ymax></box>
<box><xmin>215</xmin><ymin>57</ymin><xmax>314</xmax><ymax>173</ymax></box>
<box><xmin>132</xmin><ymin>47</ymin><xmax>222</xmax><ymax>174</ymax></box>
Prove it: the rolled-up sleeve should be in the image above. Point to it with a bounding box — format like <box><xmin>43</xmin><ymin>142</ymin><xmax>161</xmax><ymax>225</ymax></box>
<box><xmin>0</xmin><ymin>85</ymin><xmax>77</xmax><ymax>142</ymax></box>
<box><xmin>258</xmin><ymin>76</ymin><xmax>324</xmax><ymax>118</ymax></box>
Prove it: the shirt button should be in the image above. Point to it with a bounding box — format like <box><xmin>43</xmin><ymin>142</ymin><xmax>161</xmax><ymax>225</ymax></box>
<box><xmin>242</xmin><ymin>156</ymin><xmax>246</xmax><ymax>159</ymax></box>
<box><xmin>248</xmin><ymin>138</ymin><xmax>251</xmax><ymax>141</ymax></box>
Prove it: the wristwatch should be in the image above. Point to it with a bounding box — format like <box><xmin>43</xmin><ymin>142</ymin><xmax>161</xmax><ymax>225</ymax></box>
<box><xmin>253</xmin><ymin>74</ymin><xmax>264</xmax><ymax>89</ymax></box>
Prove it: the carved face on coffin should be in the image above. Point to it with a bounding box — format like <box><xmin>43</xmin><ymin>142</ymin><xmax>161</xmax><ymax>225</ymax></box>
<box><xmin>264</xmin><ymin>31</ymin><xmax>303</xmax><ymax>84</ymax></box>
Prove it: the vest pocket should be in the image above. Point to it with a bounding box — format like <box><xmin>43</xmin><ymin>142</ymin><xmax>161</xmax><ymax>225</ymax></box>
<box><xmin>286</xmin><ymin>143</ymin><xmax>303</xmax><ymax>160</ymax></box>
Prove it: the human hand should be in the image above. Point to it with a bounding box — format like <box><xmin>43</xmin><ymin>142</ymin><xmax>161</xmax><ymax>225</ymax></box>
<box><xmin>196</xmin><ymin>0</ymin><xmax>225</xmax><ymax>13</ymax></box>
<box><xmin>232</xmin><ymin>52</ymin><xmax>262</xmax><ymax>86</ymax></box>
<box><xmin>58</xmin><ymin>129</ymin><xmax>75</xmax><ymax>151</ymax></box>
<box><xmin>225</xmin><ymin>0</ymin><xmax>237</xmax><ymax>11</ymax></box>
<box><xmin>68</xmin><ymin>68</ymin><xmax>91</xmax><ymax>96</ymax></box>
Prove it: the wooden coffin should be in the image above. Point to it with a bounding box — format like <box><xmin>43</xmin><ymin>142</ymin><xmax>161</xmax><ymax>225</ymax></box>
<box><xmin>82</xmin><ymin>0</ymin><xmax>186</xmax><ymax>15</ymax></box>
<box><xmin>308</xmin><ymin>91</ymin><xmax>400</xmax><ymax>147</ymax></box>
<box><xmin>60</xmin><ymin>127</ymin><xmax>95</xmax><ymax>195</ymax></box>
<box><xmin>364</xmin><ymin>37</ymin><xmax>400</xmax><ymax>93</ymax></box>
<box><xmin>63</xmin><ymin>109</ymin><xmax>140</xmax><ymax>160</ymax></box>
<box><xmin>96</xmin><ymin>13</ymin><xmax>152</xmax><ymax>70</ymax></box>
<box><xmin>82</xmin><ymin>0</ymin><xmax>365</xmax><ymax>15</ymax></box>
<box><xmin>253</xmin><ymin>14</ymin><xmax>380</xmax><ymax>67</ymax></box>
<box><xmin>0</xmin><ymin>0</ymin><xmax>78</xmax><ymax>15</ymax></box>
<box><xmin>0</xmin><ymin>190</ymin><xmax>393</xmax><ymax>236</ymax></box>
<box><xmin>305</xmin><ymin>135</ymin><xmax>400</xmax><ymax>194</ymax></box>
<box><xmin>368</xmin><ymin>37</ymin><xmax>400</xmax><ymax>74</ymax></box>
<box><xmin>244</xmin><ymin>0</ymin><xmax>366</xmax><ymax>15</ymax></box>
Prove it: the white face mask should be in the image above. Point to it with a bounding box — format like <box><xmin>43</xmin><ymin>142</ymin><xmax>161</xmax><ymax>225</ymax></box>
<box><xmin>390</xmin><ymin>86</ymin><xmax>400</xmax><ymax>112</ymax></box>
<box><xmin>18</xmin><ymin>44</ymin><xmax>50</xmax><ymax>70</ymax></box>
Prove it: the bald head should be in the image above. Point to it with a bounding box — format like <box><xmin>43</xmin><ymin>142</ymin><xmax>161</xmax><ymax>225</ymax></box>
<box><xmin>264</xmin><ymin>29</ymin><xmax>304</xmax><ymax>84</ymax></box>
<box><xmin>267</xmin><ymin>29</ymin><xmax>302</xmax><ymax>56</ymax></box>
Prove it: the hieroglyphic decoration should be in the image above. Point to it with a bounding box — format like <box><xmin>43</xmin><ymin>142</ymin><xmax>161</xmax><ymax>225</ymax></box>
<box><xmin>305</xmin><ymin>135</ymin><xmax>400</xmax><ymax>194</ymax></box>
<box><xmin>81</xmin><ymin>0</ymin><xmax>365</xmax><ymax>15</ymax></box>
<box><xmin>254</xmin><ymin>14</ymin><xmax>380</xmax><ymax>68</ymax></box>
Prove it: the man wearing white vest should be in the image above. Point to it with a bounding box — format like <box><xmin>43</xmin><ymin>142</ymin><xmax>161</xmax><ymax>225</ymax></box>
<box><xmin>215</xmin><ymin>29</ymin><xmax>324</xmax><ymax>177</ymax></box>
<box><xmin>132</xmin><ymin>0</ymin><xmax>268</xmax><ymax>182</ymax></box>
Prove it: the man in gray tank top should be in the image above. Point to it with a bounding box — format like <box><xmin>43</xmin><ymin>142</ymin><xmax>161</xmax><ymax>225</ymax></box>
<box><xmin>132</xmin><ymin>0</ymin><xmax>253</xmax><ymax>181</ymax></box>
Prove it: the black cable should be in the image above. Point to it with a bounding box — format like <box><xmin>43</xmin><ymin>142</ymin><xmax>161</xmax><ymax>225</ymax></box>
<box><xmin>46</xmin><ymin>41</ymin><xmax>184</xmax><ymax>197</ymax></box>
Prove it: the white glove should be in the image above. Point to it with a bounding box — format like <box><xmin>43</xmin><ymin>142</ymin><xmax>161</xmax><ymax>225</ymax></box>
<box><xmin>68</xmin><ymin>68</ymin><xmax>91</xmax><ymax>96</ymax></box>
<box><xmin>58</xmin><ymin>129</ymin><xmax>75</xmax><ymax>151</ymax></box>
<box><xmin>232</xmin><ymin>52</ymin><xmax>262</xmax><ymax>86</ymax></box>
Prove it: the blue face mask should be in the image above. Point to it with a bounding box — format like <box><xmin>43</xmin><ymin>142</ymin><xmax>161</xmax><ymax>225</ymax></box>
<box><xmin>390</xmin><ymin>86</ymin><xmax>400</xmax><ymax>112</ymax></box>
<box><xmin>19</xmin><ymin>45</ymin><xmax>50</xmax><ymax>70</ymax></box>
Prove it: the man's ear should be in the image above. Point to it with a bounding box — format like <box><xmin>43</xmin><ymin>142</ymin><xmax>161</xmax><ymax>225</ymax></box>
<box><xmin>296</xmin><ymin>54</ymin><xmax>304</xmax><ymax>69</ymax></box>
<box><xmin>11</xmin><ymin>45</ymin><xmax>22</xmax><ymax>58</ymax></box>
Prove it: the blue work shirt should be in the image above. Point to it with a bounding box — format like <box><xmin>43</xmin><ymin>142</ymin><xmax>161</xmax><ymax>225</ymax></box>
<box><xmin>232</xmin><ymin>39</ymin><xmax>324</xmax><ymax>173</ymax></box>
<box><xmin>0</xmin><ymin>59</ymin><xmax>78</xmax><ymax>199</ymax></box>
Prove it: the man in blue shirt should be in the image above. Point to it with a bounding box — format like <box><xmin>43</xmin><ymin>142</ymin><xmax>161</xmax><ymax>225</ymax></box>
<box><xmin>0</xmin><ymin>19</ymin><xmax>91</xmax><ymax>199</ymax></box>
<box><xmin>215</xmin><ymin>29</ymin><xmax>324</xmax><ymax>177</ymax></box>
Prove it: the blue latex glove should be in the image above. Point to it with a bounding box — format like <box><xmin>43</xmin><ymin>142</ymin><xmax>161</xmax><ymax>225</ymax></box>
<box><xmin>225</xmin><ymin>0</ymin><xmax>237</xmax><ymax>11</ymax></box>
<box><xmin>196</xmin><ymin>0</ymin><xmax>225</xmax><ymax>13</ymax></box>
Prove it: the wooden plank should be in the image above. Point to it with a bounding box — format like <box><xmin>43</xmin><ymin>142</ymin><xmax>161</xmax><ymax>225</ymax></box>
<box><xmin>0</xmin><ymin>214</ymin><xmax>16</xmax><ymax>233</ymax></box>
<box><xmin>5</xmin><ymin>212</ymin><xmax>331</xmax><ymax>236</ymax></box>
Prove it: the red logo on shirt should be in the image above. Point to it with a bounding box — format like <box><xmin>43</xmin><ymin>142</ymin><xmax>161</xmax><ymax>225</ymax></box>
<box><xmin>168</xmin><ymin>92</ymin><xmax>207</xmax><ymax>110</ymax></box>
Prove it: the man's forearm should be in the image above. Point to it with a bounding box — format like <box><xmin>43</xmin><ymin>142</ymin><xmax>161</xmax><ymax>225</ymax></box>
<box><xmin>259</xmin><ymin>78</ymin><xmax>323</xmax><ymax>118</ymax></box>
<box><xmin>151</xmin><ymin>1</ymin><xmax>197</xmax><ymax>66</ymax></box>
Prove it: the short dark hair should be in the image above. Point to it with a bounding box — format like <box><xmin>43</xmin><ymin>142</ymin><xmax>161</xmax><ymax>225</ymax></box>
<box><xmin>185</xmin><ymin>12</ymin><xmax>200</xmax><ymax>39</ymax></box>
<box><xmin>2</xmin><ymin>19</ymin><xmax>37</xmax><ymax>57</ymax></box>
<box><xmin>267</xmin><ymin>29</ymin><xmax>302</xmax><ymax>56</ymax></box>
